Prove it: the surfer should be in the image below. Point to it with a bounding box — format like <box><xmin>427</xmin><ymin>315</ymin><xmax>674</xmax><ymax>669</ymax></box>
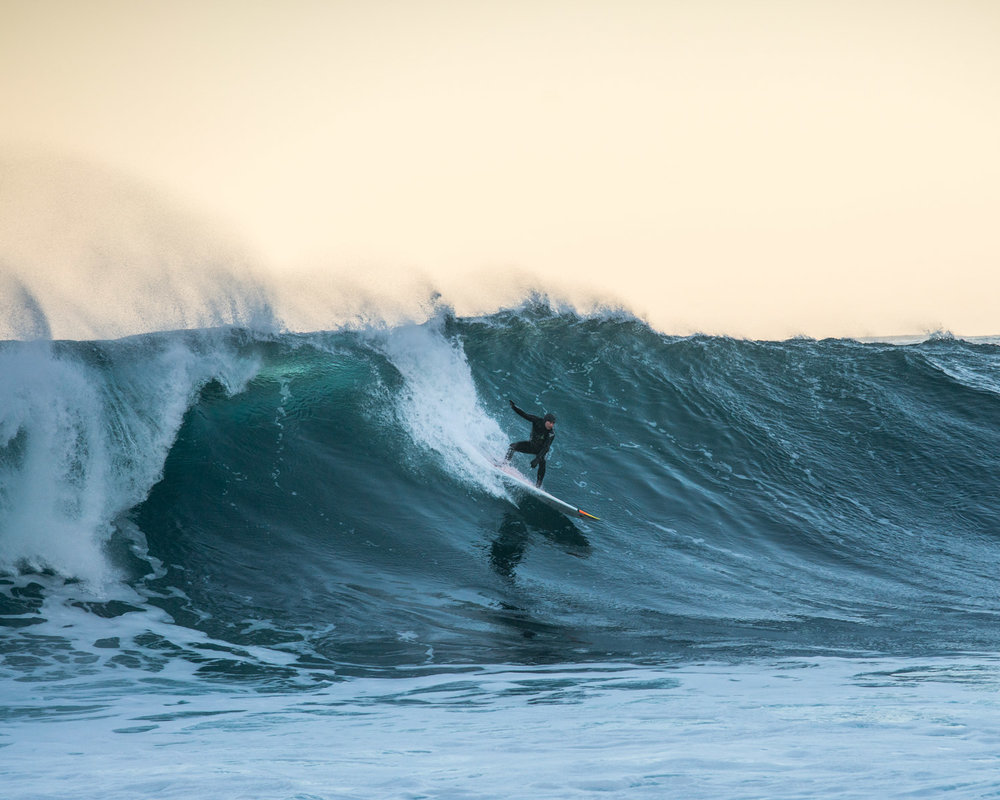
<box><xmin>505</xmin><ymin>400</ymin><xmax>556</xmax><ymax>487</ymax></box>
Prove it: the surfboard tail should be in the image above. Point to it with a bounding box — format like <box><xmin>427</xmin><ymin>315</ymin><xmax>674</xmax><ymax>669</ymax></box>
<box><xmin>492</xmin><ymin>458</ymin><xmax>601</xmax><ymax>521</ymax></box>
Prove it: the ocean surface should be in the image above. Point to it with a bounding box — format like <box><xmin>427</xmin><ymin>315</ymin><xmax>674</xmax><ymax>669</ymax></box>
<box><xmin>3</xmin><ymin>305</ymin><xmax>1000</xmax><ymax>798</ymax></box>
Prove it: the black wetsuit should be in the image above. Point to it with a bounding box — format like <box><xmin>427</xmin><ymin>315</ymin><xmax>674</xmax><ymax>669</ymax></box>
<box><xmin>505</xmin><ymin>402</ymin><xmax>555</xmax><ymax>486</ymax></box>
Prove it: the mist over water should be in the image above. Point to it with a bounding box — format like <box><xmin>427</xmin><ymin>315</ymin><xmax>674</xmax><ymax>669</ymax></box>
<box><xmin>0</xmin><ymin>155</ymin><xmax>608</xmax><ymax>344</ymax></box>
<box><xmin>0</xmin><ymin>156</ymin><xmax>274</xmax><ymax>341</ymax></box>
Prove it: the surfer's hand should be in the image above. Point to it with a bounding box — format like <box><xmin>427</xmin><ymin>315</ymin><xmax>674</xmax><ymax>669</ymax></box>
<box><xmin>509</xmin><ymin>399</ymin><xmax>517</xmax><ymax>410</ymax></box>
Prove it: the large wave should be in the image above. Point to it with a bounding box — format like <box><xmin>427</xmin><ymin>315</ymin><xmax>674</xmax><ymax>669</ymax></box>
<box><xmin>3</xmin><ymin>308</ymin><xmax>1000</xmax><ymax>682</ymax></box>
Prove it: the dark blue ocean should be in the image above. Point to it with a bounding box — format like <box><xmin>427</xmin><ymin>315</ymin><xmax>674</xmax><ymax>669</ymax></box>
<box><xmin>3</xmin><ymin>306</ymin><xmax>1000</xmax><ymax>798</ymax></box>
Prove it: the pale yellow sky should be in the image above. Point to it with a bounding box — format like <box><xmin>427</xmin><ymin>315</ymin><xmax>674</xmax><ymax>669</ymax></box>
<box><xmin>2</xmin><ymin>0</ymin><xmax>999</xmax><ymax>338</ymax></box>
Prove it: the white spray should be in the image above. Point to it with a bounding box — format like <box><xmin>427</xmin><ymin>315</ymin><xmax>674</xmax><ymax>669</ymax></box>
<box><xmin>0</xmin><ymin>335</ymin><xmax>260</xmax><ymax>588</ymax></box>
<box><xmin>374</xmin><ymin>318</ymin><xmax>509</xmax><ymax>495</ymax></box>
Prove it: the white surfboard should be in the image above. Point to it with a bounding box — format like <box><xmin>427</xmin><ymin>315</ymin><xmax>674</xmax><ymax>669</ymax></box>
<box><xmin>493</xmin><ymin>461</ymin><xmax>600</xmax><ymax>521</ymax></box>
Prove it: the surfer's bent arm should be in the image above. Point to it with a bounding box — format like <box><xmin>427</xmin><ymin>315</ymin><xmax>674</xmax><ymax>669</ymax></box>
<box><xmin>537</xmin><ymin>435</ymin><xmax>554</xmax><ymax>459</ymax></box>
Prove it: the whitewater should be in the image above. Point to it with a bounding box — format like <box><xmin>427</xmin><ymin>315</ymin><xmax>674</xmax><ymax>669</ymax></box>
<box><xmin>3</xmin><ymin>293</ymin><xmax>1000</xmax><ymax>799</ymax></box>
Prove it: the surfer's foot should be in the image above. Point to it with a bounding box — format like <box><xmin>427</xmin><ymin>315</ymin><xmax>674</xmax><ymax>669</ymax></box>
<box><xmin>505</xmin><ymin>447</ymin><xmax>514</xmax><ymax>462</ymax></box>
<box><xmin>535</xmin><ymin>480</ymin><xmax>543</xmax><ymax>488</ymax></box>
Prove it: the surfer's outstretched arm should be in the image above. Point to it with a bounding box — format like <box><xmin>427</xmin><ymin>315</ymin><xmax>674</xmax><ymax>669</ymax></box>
<box><xmin>509</xmin><ymin>400</ymin><xmax>540</xmax><ymax>423</ymax></box>
<box><xmin>509</xmin><ymin>399</ymin><xmax>528</xmax><ymax>419</ymax></box>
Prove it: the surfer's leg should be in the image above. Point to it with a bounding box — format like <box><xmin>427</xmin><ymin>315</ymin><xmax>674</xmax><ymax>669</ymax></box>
<box><xmin>535</xmin><ymin>456</ymin><xmax>546</xmax><ymax>487</ymax></box>
<box><xmin>506</xmin><ymin>441</ymin><xmax>532</xmax><ymax>461</ymax></box>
